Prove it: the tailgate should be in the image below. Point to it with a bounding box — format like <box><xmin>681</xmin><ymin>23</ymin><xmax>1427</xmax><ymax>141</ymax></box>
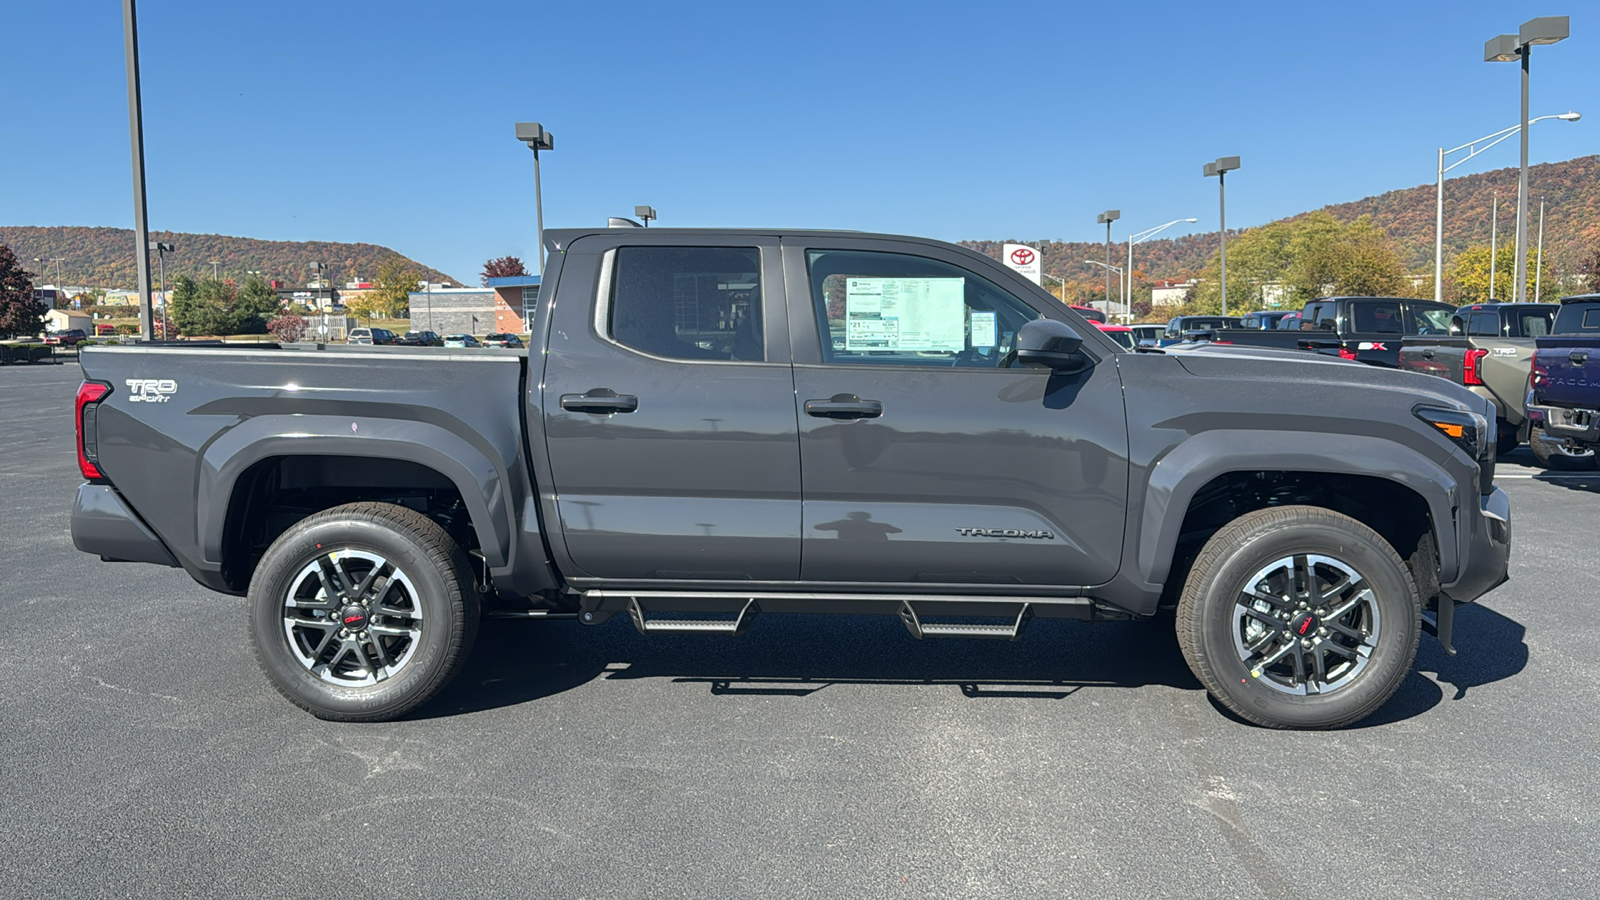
<box><xmin>1535</xmin><ymin>338</ymin><xmax>1600</xmax><ymax>408</ymax></box>
<box><xmin>1398</xmin><ymin>340</ymin><xmax>1465</xmax><ymax>382</ymax></box>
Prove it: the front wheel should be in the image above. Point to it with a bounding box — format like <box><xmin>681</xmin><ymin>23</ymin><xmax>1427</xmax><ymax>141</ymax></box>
<box><xmin>248</xmin><ymin>502</ymin><xmax>479</xmax><ymax>721</ymax></box>
<box><xmin>1176</xmin><ymin>506</ymin><xmax>1420</xmax><ymax>729</ymax></box>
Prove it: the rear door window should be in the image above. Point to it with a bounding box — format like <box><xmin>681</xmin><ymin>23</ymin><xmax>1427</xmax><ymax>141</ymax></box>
<box><xmin>607</xmin><ymin>246</ymin><xmax>763</xmax><ymax>361</ymax></box>
<box><xmin>1352</xmin><ymin>301</ymin><xmax>1403</xmax><ymax>333</ymax></box>
<box><xmin>1518</xmin><ymin>311</ymin><xmax>1552</xmax><ymax>337</ymax></box>
<box><xmin>1466</xmin><ymin>313</ymin><xmax>1498</xmax><ymax>337</ymax></box>
<box><xmin>1303</xmin><ymin>302</ymin><xmax>1336</xmax><ymax>330</ymax></box>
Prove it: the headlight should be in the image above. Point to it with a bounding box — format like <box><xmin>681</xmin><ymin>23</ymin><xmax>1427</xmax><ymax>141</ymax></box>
<box><xmin>1414</xmin><ymin>405</ymin><xmax>1487</xmax><ymax>460</ymax></box>
<box><xmin>1414</xmin><ymin>405</ymin><xmax>1495</xmax><ymax>494</ymax></box>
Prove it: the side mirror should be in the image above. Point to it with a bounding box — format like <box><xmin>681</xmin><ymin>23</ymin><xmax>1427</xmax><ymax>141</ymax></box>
<box><xmin>1015</xmin><ymin>319</ymin><xmax>1094</xmax><ymax>373</ymax></box>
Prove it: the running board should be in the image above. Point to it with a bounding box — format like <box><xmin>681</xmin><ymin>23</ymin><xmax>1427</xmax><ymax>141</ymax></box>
<box><xmin>578</xmin><ymin>590</ymin><xmax>1117</xmax><ymax>631</ymax></box>
<box><xmin>628</xmin><ymin>596</ymin><xmax>759</xmax><ymax>636</ymax></box>
<box><xmin>899</xmin><ymin>600</ymin><xmax>1032</xmax><ymax>640</ymax></box>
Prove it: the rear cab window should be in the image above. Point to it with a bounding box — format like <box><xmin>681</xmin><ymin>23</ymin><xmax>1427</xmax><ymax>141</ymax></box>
<box><xmin>1552</xmin><ymin>301</ymin><xmax>1600</xmax><ymax>334</ymax></box>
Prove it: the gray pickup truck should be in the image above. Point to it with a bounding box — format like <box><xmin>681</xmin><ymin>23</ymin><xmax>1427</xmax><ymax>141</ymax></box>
<box><xmin>71</xmin><ymin>228</ymin><xmax>1510</xmax><ymax>729</ymax></box>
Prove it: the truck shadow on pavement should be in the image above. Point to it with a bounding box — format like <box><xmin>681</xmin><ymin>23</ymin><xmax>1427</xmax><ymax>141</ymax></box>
<box><xmin>428</xmin><ymin>614</ymin><xmax>1204</xmax><ymax>718</ymax></box>
<box><xmin>427</xmin><ymin>600</ymin><xmax>1528</xmax><ymax>726</ymax></box>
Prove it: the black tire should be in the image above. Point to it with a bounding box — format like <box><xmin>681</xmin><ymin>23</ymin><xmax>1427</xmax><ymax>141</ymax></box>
<box><xmin>1528</xmin><ymin>423</ymin><xmax>1597</xmax><ymax>471</ymax></box>
<box><xmin>1176</xmin><ymin>505</ymin><xmax>1420</xmax><ymax>729</ymax></box>
<box><xmin>248</xmin><ymin>501</ymin><xmax>479</xmax><ymax>721</ymax></box>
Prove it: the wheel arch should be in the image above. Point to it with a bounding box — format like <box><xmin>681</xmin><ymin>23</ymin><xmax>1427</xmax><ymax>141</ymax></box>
<box><xmin>1140</xmin><ymin>432</ymin><xmax>1457</xmax><ymax>589</ymax></box>
<box><xmin>200</xmin><ymin>416</ymin><xmax>515</xmax><ymax>592</ymax></box>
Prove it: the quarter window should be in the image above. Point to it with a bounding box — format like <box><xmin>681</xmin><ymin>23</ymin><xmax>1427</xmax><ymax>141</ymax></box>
<box><xmin>806</xmin><ymin>249</ymin><xmax>1042</xmax><ymax>367</ymax></box>
<box><xmin>608</xmin><ymin>247</ymin><xmax>763</xmax><ymax>361</ymax></box>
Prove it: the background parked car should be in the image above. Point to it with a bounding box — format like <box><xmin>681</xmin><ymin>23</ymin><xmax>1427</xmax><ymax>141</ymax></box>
<box><xmin>1068</xmin><ymin>305</ymin><xmax>1108</xmax><ymax>324</ymax></box>
<box><xmin>481</xmin><ymin>333</ymin><xmax>525</xmax><ymax>348</ymax></box>
<box><xmin>1238</xmin><ymin>310</ymin><xmax>1296</xmax><ymax>329</ymax></box>
<box><xmin>397</xmin><ymin>330</ymin><xmax>444</xmax><ymax>347</ymax></box>
<box><xmin>44</xmin><ymin>329</ymin><xmax>87</xmax><ymax>347</ymax></box>
<box><xmin>1093</xmin><ymin>322</ymin><xmax>1136</xmax><ymax>348</ymax></box>
<box><xmin>442</xmin><ymin>334</ymin><xmax>481</xmax><ymax>348</ymax></box>
<box><xmin>347</xmin><ymin>327</ymin><xmax>397</xmax><ymax>345</ymax></box>
<box><xmin>1129</xmin><ymin>324</ymin><xmax>1166</xmax><ymax>346</ymax></box>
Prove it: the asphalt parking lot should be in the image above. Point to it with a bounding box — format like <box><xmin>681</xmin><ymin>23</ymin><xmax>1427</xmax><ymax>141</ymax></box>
<box><xmin>3</xmin><ymin>361</ymin><xmax>1597</xmax><ymax>899</ymax></box>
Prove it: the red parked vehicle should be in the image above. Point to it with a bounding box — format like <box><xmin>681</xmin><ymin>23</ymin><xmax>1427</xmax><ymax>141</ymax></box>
<box><xmin>45</xmin><ymin>329</ymin><xmax>88</xmax><ymax>347</ymax></box>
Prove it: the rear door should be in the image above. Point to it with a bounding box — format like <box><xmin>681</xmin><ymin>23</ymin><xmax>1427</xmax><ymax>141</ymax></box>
<box><xmin>540</xmin><ymin>234</ymin><xmax>801</xmax><ymax>582</ymax></box>
<box><xmin>782</xmin><ymin>237</ymin><xmax>1129</xmax><ymax>587</ymax></box>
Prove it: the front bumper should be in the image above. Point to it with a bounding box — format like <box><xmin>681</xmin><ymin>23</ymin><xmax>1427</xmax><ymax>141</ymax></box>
<box><xmin>1442</xmin><ymin>486</ymin><xmax>1510</xmax><ymax>605</ymax></box>
<box><xmin>71</xmin><ymin>483</ymin><xmax>180</xmax><ymax>567</ymax></box>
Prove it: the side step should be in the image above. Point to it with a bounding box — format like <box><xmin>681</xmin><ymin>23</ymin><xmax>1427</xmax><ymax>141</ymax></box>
<box><xmin>628</xmin><ymin>596</ymin><xmax>759</xmax><ymax>636</ymax></box>
<box><xmin>899</xmin><ymin>600</ymin><xmax>1032</xmax><ymax>641</ymax></box>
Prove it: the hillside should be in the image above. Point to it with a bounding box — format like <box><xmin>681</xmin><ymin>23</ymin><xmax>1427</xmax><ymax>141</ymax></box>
<box><xmin>0</xmin><ymin>226</ymin><xmax>459</xmax><ymax>290</ymax></box>
<box><xmin>968</xmin><ymin>154</ymin><xmax>1600</xmax><ymax>303</ymax></box>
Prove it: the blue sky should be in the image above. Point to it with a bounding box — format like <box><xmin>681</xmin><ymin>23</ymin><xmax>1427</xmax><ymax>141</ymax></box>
<box><xmin>2</xmin><ymin>0</ymin><xmax>1594</xmax><ymax>284</ymax></box>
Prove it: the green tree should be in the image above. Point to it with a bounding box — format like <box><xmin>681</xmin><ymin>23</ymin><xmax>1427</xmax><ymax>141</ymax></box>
<box><xmin>1185</xmin><ymin>213</ymin><xmax>1411</xmax><ymax>314</ymax></box>
<box><xmin>167</xmin><ymin>275</ymin><xmax>204</xmax><ymax>335</ymax></box>
<box><xmin>1449</xmin><ymin>243</ymin><xmax>1554</xmax><ymax>303</ymax></box>
<box><xmin>372</xmin><ymin>259</ymin><xmax>420</xmax><ymax>318</ymax></box>
<box><xmin>0</xmin><ymin>244</ymin><xmax>46</xmax><ymax>338</ymax></box>
<box><xmin>234</xmin><ymin>276</ymin><xmax>280</xmax><ymax>333</ymax></box>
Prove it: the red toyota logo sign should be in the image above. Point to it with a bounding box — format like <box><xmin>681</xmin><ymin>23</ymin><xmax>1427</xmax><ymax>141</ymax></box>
<box><xmin>1010</xmin><ymin>248</ymin><xmax>1036</xmax><ymax>266</ymax></box>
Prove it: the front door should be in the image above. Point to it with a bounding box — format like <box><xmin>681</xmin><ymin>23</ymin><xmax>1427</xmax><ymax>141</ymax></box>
<box><xmin>783</xmin><ymin>239</ymin><xmax>1130</xmax><ymax>587</ymax></box>
<box><xmin>541</xmin><ymin>235</ymin><xmax>801</xmax><ymax>582</ymax></box>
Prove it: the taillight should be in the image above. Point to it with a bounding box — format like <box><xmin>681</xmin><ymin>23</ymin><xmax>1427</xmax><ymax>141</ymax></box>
<box><xmin>1463</xmin><ymin>348</ymin><xmax>1488</xmax><ymax>386</ymax></box>
<box><xmin>76</xmin><ymin>381</ymin><xmax>111</xmax><ymax>480</ymax></box>
<box><xmin>1338</xmin><ymin>348</ymin><xmax>1358</xmax><ymax>361</ymax></box>
<box><xmin>1530</xmin><ymin>352</ymin><xmax>1548</xmax><ymax>389</ymax></box>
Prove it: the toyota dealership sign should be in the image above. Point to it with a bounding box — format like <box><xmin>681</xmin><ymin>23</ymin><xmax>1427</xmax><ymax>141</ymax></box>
<box><xmin>1002</xmin><ymin>243</ymin><xmax>1042</xmax><ymax>285</ymax></box>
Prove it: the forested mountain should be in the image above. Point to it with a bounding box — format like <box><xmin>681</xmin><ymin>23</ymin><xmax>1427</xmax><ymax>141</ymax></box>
<box><xmin>967</xmin><ymin>154</ymin><xmax>1600</xmax><ymax>304</ymax></box>
<box><xmin>0</xmin><ymin>226</ymin><xmax>457</xmax><ymax>290</ymax></box>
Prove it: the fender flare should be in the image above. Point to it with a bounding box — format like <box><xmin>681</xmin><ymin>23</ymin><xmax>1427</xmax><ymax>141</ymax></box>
<box><xmin>1138</xmin><ymin>431</ymin><xmax>1459</xmax><ymax>585</ymax></box>
<box><xmin>196</xmin><ymin>414</ymin><xmax>514</xmax><ymax>569</ymax></box>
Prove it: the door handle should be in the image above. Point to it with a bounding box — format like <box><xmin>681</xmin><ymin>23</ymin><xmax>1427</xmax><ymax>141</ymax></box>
<box><xmin>1421</xmin><ymin>349</ymin><xmax>1435</xmax><ymax>359</ymax></box>
<box><xmin>804</xmin><ymin>393</ymin><xmax>883</xmax><ymax>420</ymax></box>
<box><xmin>1571</xmin><ymin>351</ymin><xmax>1589</xmax><ymax>365</ymax></box>
<box><xmin>560</xmin><ymin>389</ymin><xmax>639</xmax><ymax>414</ymax></box>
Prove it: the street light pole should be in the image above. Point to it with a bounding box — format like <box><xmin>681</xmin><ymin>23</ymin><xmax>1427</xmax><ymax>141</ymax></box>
<box><xmin>1084</xmin><ymin>260</ymin><xmax>1123</xmax><ymax>315</ymax></box>
<box><xmin>1535</xmin><ymin>197</ymin><xmax>1546</xmax><ymax>301</ymax></box>
<box><xmin>515</xmin><ymin>123</ymin><xmax>555</xmax><ymax>278</ymax></box>
<box><xmin>1431</xmin><ymin>111</ymin><xmax>1579</xmax><ymax>302</ymax></box>
<box><xmin>1126</xmin><ymin>218</ymin><xmax>1197</xmax><ymax>323</ymax></box>
<box><xmin>1486</xmin><ymin>17</ymin><xmax>1570</xmax><ymax>304</ymax></box>
<box><xmin>1203</xmin><ymin>157</ymin><xmax>1240</xmax><ymax>315</ymax></box>
<box><xmin>1096</xmin><ymin>210</ymin><xmax>1120</xmax><ymax>312</ymax></box>
<box><xmin>121</xmin><ymin>0</ymin><xmax>154</xmax><ymax>340</ymax></box>
<box><xmin>1490</xmin><ymin>193</ymin><xmax>1498</xmax><ymax>300</ymax></box>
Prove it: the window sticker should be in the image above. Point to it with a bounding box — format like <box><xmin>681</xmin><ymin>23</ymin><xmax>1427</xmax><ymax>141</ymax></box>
<box><xmin>969</xmin><ymin>310</ymin><xmax>996</xmax><ymax>348</ymax></box>
<box><xmin>844</xmin><ymin>277</ymin><xmax>965</xmax><ymax>351</ymax></box>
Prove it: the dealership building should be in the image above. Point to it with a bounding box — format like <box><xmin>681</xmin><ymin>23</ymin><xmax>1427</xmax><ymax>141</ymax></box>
<box><xmin>407</xmin><ymin>275</ymin><xmax>540</xmax><ymax>336</ymax></box>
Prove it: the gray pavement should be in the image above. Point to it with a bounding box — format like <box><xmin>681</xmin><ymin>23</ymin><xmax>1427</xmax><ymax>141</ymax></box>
<box><xmin>2</xmin><ymin>361</ymin><xmax>1596</xmax><ymax>899</ymax></box>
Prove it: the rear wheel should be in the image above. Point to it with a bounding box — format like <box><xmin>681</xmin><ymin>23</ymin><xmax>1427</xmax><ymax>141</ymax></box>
<box><xmin>1176</xmin><ymin>506</ymin><xmax>1420</xmax><ymax>729</ymax></box>
<box><xmin>1495</xmin><ymin>419</ymin><xmax>1520</xmax><ymax>458</ymax></box>
<box><xmin>248</xmin><ymin>502</ymin><xmax>479</xmax><ymax>721</ymax></box>
<box><xmin>1528</xmin><ymin>424</ymin><xmax>1597</xmax><ymax>471</ymax></box>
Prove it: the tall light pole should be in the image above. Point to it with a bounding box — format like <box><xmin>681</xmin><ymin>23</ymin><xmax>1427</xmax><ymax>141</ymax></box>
<box><xmin>148</xmin><ymin>241</ymin><xmax>173</xmax><ymax>332</ymax></box>
<box><xmin>635</xmin><ymin>206</ymin><xmax>657</xmax><ymax>227</ymax></box>
<box><xmin>515</xmin><ymin>122</ymin><xmax>555</xmax><ymax>277</ymax></box>
<box><xmin>1490</xmin><ymin>192</ymin><xmax>1498</xmax><ymax>300</ymax></box>
<box><xmin>1535</xmin><ymin>197</ymin><xmax>1546</xmax><ymax>301</ymax></box>
<box><xmin>122</xmin><ymin>0</ymin><xmax>154</xmax><ymax>340</ymax></box>
<box><xmin>1126</xmin><ymin>218</ymin><xmax>1197</xmax><ymax>322</ymax></box>
<box><xmin>1202</xmin><ymin>157</ymin><xmax>1240</xmax><ymax>315</ymax></box>
<box><xmin>209</xmin><ymin>260</ymin><xmax>220</xmax><ymax>280</ymax></box>
<box><xmin>1096</xmin><ymin>210</ymin><xmax>1120</xmax><ymax>310</ymax></box>
<box><xmin>309</xmin><ymin>261</ymin><xmax>325</xmax><ymax>310</ymax></box>
<box><xmin>1486</xmin><ymin>16</ymin><xmax>1570</xmax><ymax>304</ymax></box>
<box><xmin>1433</xmin><ymin>112</ymin><xmax>1577</xmax><ymax>302</ymax></box>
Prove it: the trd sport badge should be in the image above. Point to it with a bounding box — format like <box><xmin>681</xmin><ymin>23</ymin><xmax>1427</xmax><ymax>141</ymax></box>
<box><xmin>126</xmin><ymin>379</ymin><xmax>178</xmax><ymax>402</ymax></box>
